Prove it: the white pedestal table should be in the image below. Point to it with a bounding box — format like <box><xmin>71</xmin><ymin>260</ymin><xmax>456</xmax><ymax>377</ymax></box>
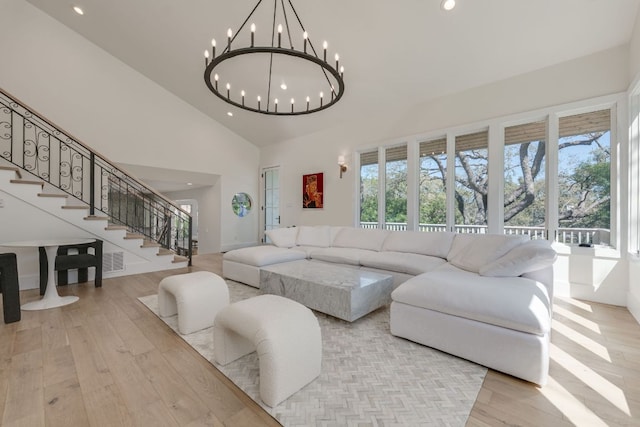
<box><xmin>0</xmin><ymin>238</ymin><xmax>96</xmax><ymax>310</ymax></box>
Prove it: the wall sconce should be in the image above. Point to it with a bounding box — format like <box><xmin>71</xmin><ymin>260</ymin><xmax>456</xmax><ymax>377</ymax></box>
<box><xmin>338</xmin><ymin>155</ymin><xmax>348</xmax><ymax>178</ymax></box>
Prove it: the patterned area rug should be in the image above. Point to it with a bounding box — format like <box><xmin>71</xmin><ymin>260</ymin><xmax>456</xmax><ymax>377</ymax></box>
<box><xmin>139</xmin><ymin>280</ymin><xmax>487</xmax><ymax>426</ymax></box>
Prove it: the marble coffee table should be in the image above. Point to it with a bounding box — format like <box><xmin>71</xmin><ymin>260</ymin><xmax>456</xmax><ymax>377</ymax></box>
<box><xmin>260</xmin><ymin>260</ymin><xmax>393</xmax><ymax>322</ymax></box>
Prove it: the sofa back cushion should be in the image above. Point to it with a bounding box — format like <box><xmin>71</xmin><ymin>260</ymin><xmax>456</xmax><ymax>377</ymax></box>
<box><xmin>382</xmin><ymin>231</ymin><xmax>455</xmax><ymax>259</ymax></box>
<box><xmin>332</xmin><ymin>227</ymin><xmax>389</xmax><ymax>251</ymax></box>
<box><xmin>447</xmin><ymin>233</ymin><xmax>529</xmax><ymax>273</ymax></box>
<box><xmin>265</xmin><ymin>227</ymin><xmax>298</xmax><ymax>248</ymax></box>
<box><xmin>479</xmin><ymin>239</ymin><xmax>557</xmax><ymax>277</ymax></box>
<box><xmin>296</xmin><ymin>225</ymin><xmax>332</xmax><ymax>247</ymax></box>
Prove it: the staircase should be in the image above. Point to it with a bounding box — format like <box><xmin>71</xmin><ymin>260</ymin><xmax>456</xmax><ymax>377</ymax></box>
<box><xmin>0</xmin><ymin>88</ymin><xmax>192</xmax><ymax>288</ymax></box>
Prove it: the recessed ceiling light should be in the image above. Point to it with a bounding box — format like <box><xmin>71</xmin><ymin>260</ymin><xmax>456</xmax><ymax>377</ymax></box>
<box><xmin>73</xmin><ymin>6</ymin><xmax>84</xmax><ymax>15</ymax></box>
<box><xmin>280</xmin><ymin>83</ymin><xmax>287</xmax><ymax>90</ymax></box>
<box><xmin>441</xmin><ymin>0</ymin><xmax>456</xmax><ymax>11</ymax></box>
<box><xmin>227</xmin><ymin>111</ymin><xmax>233</xmax><ymax>117</ymax></box>
<box><xmin>187</xmin><ymin>182</ymin><xmax>193</xmax><ymax>186</ymax></box>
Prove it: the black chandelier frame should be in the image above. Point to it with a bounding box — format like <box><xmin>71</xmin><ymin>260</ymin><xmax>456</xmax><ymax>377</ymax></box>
<box><xmin>203</xmin><ymin>0</ymin><xmax>345</xmax><ymax>116</ymax></box>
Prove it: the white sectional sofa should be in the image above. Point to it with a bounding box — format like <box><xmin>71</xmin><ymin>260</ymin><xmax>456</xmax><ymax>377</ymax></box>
<box><xmin>222</xmin><ymin>225</ymin><xmax>557</xmax><ymax>386</ymax></box>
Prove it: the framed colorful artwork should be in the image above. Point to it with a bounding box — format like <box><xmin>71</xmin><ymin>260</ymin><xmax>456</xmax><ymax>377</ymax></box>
<box><xmin>302</xmin><ymin>172</ymin><xmax>323</xmax><ymax>208</ymax></box>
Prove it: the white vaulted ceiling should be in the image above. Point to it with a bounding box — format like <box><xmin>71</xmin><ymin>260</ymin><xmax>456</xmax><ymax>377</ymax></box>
<box><xmin>24</xmin><ymin>0</ymin><xmax>640</xmax><ymax>147</ymax></box>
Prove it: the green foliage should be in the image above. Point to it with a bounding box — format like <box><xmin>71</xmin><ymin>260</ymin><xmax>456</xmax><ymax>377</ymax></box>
<box><xmin>360</xmin><ymin>132</ymin><xmax>611</xmax><ymax>235</ymax></box>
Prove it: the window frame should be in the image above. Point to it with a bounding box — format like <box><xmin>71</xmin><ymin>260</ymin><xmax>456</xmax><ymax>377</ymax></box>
<box><xmin>355</xmin><ymin>93</ymin><xmax>624</xmax><ymax>253</ymax></box>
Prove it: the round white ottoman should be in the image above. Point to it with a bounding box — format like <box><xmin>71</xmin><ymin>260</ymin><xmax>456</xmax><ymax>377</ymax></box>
<box><xmin>158</xmin><ymin>271</ymin><xmax>229</xmax><ymax>335</ymax></box>
<box><xmin>213</xmin><ymin>294</ymin><xmax>322</xmax><ymax>407</ymax></box>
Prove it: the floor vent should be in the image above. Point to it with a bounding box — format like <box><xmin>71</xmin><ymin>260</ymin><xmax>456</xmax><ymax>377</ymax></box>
<box><xmin>103</xmin><ymin>251</ymin><xmax>125</xmax><ymax>273</ymax></box>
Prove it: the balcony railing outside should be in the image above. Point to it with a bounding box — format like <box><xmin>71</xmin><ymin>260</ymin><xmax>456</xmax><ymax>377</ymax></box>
<box><xmin>360</xmin><ymin>222</ymin><xmax>609</xmax><ymax>245</ymax></box>
<box><xmin>0</xmin><ymin>88</ymin><xmax>192</xmax><ymax>264</ymax></box>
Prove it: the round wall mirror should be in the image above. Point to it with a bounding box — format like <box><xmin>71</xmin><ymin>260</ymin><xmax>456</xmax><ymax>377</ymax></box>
<box><xmin>232</xmin><ymin>193</ymin><xmax>252</xmax><ymax>217</ymax></box>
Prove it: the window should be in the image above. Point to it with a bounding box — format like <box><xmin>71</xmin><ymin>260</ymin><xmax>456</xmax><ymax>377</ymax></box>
<box><xmin>455</xmin><ymin>130</ymin><xmax>489</xmax><ymax>233</ymax></box>
<box><xmin>419</xmin><ymin>137</ymin><xmax>447</xmax><ymax>232</ymax></box>
<box><xmin>385</xmin><ymin>145</ymin><xmax>407</xmax><ymax>230</ymax></box>
<box><xmin>557</xmin><ymin>109</ymin><xmax>611</xmax><ymax>245</ymax></box>
<box><xmin>503</xmin><ymin>120</ymin><xmax>546</xmax><ymax>239</ymax></box>
<box><xmin>359</xmin><ymin>150</ymin><xmax>379</xmax><ymax>228</ymax></box>
<box><xmin>356</xmin><ymin>96</ymin><xmax>618</xmax><ymax>247</ymax></box>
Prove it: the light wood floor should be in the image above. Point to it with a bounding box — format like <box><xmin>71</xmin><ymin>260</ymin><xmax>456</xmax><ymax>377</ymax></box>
<box><xmin>1</xmin><ymin>253</ymin><xmax>639</xmax><ymax>426</ymax></box>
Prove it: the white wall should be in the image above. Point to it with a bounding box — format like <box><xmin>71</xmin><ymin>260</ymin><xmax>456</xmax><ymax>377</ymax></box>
<box><xmin>630</xmin><ymin>259</ymin><xmax>640</xmax><ymax>323</ymax></box>
<box><xmin>628</xmin><ymin>8</ymin><xmax>640</xmax><ymax>319</ymax></box>
<box><xmin>0</xmin><ymin>0</ymin><xmax>259</xmax><ymax>251</ymax></box>
<box><xmin>630</xmin><ymin>7</ymin><xmax>640</xmax><ymax>81</ymax></box>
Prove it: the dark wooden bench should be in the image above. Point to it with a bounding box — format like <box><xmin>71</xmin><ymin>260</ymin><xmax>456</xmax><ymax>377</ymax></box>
<box><xmin>0</xmin><ymin>253</ymin><xmax>21</xmax><ymax>323</ymax></box>
<box><xmin>39</xmin><ymin>240</ymin><xmax>103</xmax><ymax>295</ymax></box>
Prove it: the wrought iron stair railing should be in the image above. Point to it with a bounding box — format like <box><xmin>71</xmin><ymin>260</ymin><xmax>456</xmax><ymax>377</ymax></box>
<box><xmin>0</xmin><ymin>88</ymin><xmax>192</xmax><ymax>266</ymax></box>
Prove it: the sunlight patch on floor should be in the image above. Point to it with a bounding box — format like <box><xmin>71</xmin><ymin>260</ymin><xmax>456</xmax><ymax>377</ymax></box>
<box><xmin>541</xmin><ymin>377</ymin><xmax>609</xmax><ymax>427</ymax></box>
<box><xmin>554</xmin><ymin>305</ymin><xmax>601</xmax><ymax>333</ymax></box>
<box><xmin>550</xmin><ymin>343</ymin><xmax>630</xmax><ymax>416</ymax></box>
<box><xmin>557</xmin><ymin>297</ymin><xmax>593</xmax><ymax>313</ymax></box>
<box><xmin>551</xmin><ymin>320</ymin><xmax>610</xmax><ymax>362</ymax></box>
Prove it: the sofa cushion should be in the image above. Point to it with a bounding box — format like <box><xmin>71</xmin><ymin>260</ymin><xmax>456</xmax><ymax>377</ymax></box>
<box><xmin>309</xmin><ymin>247</ymin><xmax>375</xmax><ymax>266</ymax></box>
<box><xmin>360</xmin><ymin>251</ymin><xmax>447</xmax><ymax>275</ymax></box>
<box><xmin>382</xmin><ymin>231</ymin><xmax>455</xmax><ymax>259</ymax></box>
<box><xmin>296</xmin><ymin>226</ymin><xmax>332</xmax><ymax>247</ymax></box>
<box><xmin>447</xmin><ymin>234</ymin><xmax>529</xmax><ymax>273</ymax></box>
<box><xmin>332</xmin><ymin>227</ymin><xmax>389</xmax><ymax>251</ymax></box>
<box><xmin>223</xmin><ymin>246</ymin><xmax>306</xmax><ymax>267</ymax></box>
<box><xmin>479</xmin><ymin>239</ymin><xmax>557</xmax><ymax>277</ymax></box>
<box><xmin>391</xmin><ymin>268</ymin><xmax>551</xmax><ymax>335</ymax></box>
<box><xmin>265</xmin><ymin>227</ymin><xmax>298</xmax><ymax>248</ymax></box>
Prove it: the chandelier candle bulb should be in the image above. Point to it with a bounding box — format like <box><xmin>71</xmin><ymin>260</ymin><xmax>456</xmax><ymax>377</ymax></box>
<box><xmin>226</xmin><ymin>83</ymin><xmax>230</xmax><ymax>99</ymax></box>
<box><xmin>323</xmin><ymin>41</ymin><xmax>328</xmax><ymax>61</ymax></box>
<box><xmin>214</xmin><ymin>73</ymin><xmax>219</xmax><ymax>90</ymax></box>
<box><xmin>291</xmin><ymin>98</ymin><xmax>295</xmax><ymax>113</ymax></box>
<box><xmin>274</xmin><ymin>98</ymin><xmax>278</xmax><ymax>113</ymax></box>
<box><xmin>340</xmin><ymin>66</ymin><xmax>344</xmax><ymax>78</ymax></box>
<box><xmin>320</xmin><ymin>91</ymin><xmax>324</xmax><ymax>107</ymax></box>
<box><xmin>211</xmin><ymin>38</ymin><xmax>216</xmax><ymax>57</ymax></box>
<box><xmin>278</xmin><ymin>24</ymin><xmax>282</xmax><ymax>47</ymax></box>
<box><xmin>306</xmin><ymin>96</ymin><xmax>310</xmax><ymax>111</ymax></box>
<box><xmin>204</xmin><ymin>50</ymin><xmax>209</xmax><ymax>66</ymax></box>
<box><xmin>250</xmin><ymin>23</ymin><xmax>255</xmax><ymax>47</ymax></box>
<box><xmin>303</xmin><ymin>31</ymin><xmax>308</xmax><ymax>52</ymax></box>
<box><xmin>241</xmin><ymin>90</ymin><xmax>245</xmax><ymax>106</ymax></box>
<box><xmin>335</xmin><ymin>53</ymin><xmax>339</xmax><ymax>70</ymax></box>
<box><xmin>227</xmin><ymin>28</ymin><xmax>232</xmax><ymax>51</ymax></box>
<box><xmin>257</xmin><ymin>95</ymin><xmax>261</xmax><ymax>110</ymax></box>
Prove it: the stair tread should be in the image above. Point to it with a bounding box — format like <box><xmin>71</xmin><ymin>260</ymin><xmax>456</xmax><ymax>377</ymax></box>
<box><xmin>62</xmin><ymin>205</ymin><xmax>89</xmax><ymax>209</ymax></box>
<box><xmin>0</xmin><ymin>166</ymin><xmax>22</xmax><ymax>178</ymax></box>
<box><xmin>141</xmin><ymin>242</ymin><xmax>161</xmax><ymax>248</ymax></box>
<box><xmin>172</xmin><ymin>256</ymin><xmax>188</xmax><ymax>263</ymax></box>
<box><xmin>84</xmin><ymin>215</ymin><xmax>109</xmax><ymax>221</ymax></box>
<box><xmin>105</xmin><ymin>225</ymin><xmax>128</xmax><ymax>231</ymax></box>
<box><xmin>10</xmin><ymin>179</ymin><xmax>44</xmax><ymax>187</ymax></box>
<box><xmin>124</xmin><ymin>233</ymin><xmax>144</xmax><ymax>239</ymax></box>
<box><xmin>38</xmin><ymin>193</ymin><xmax>68</xmax><ymax>198</ymax></box>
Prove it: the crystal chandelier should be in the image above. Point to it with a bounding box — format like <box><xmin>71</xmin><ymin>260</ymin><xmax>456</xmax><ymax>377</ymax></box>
<box><xmin>203</xmin><ymin>0</ymin><xmax>345</xmax><ymax>116</ymax></box>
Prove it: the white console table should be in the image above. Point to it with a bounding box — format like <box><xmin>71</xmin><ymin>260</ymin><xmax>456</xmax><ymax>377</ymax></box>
<box><xmin>0</xmin><ymin>238</ymin><xmax>95</xmax><ymax>311</ymax></box>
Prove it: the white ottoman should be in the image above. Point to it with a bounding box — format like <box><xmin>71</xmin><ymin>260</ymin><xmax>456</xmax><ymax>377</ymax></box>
<box><xmin>213</xmin><ymin>294</ymin><xmax>322</xmax><ymax>407</ymax></box>
<box><xmin>158</xmin><ymin>271</ymin><xmax>229</xmax><ymax>335</ymax></box>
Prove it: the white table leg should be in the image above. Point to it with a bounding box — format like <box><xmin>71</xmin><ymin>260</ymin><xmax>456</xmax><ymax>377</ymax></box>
<box><xmin>21</xmin><ymin>245</ymin><xmax>79</xmax><ymax>310</ymax></box>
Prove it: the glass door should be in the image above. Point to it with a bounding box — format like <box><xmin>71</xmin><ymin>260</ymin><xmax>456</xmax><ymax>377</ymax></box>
<box><xmin>262</xmin><ymin>167</ymin><xmax>280</xmax><ymax>243</ymax></box>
